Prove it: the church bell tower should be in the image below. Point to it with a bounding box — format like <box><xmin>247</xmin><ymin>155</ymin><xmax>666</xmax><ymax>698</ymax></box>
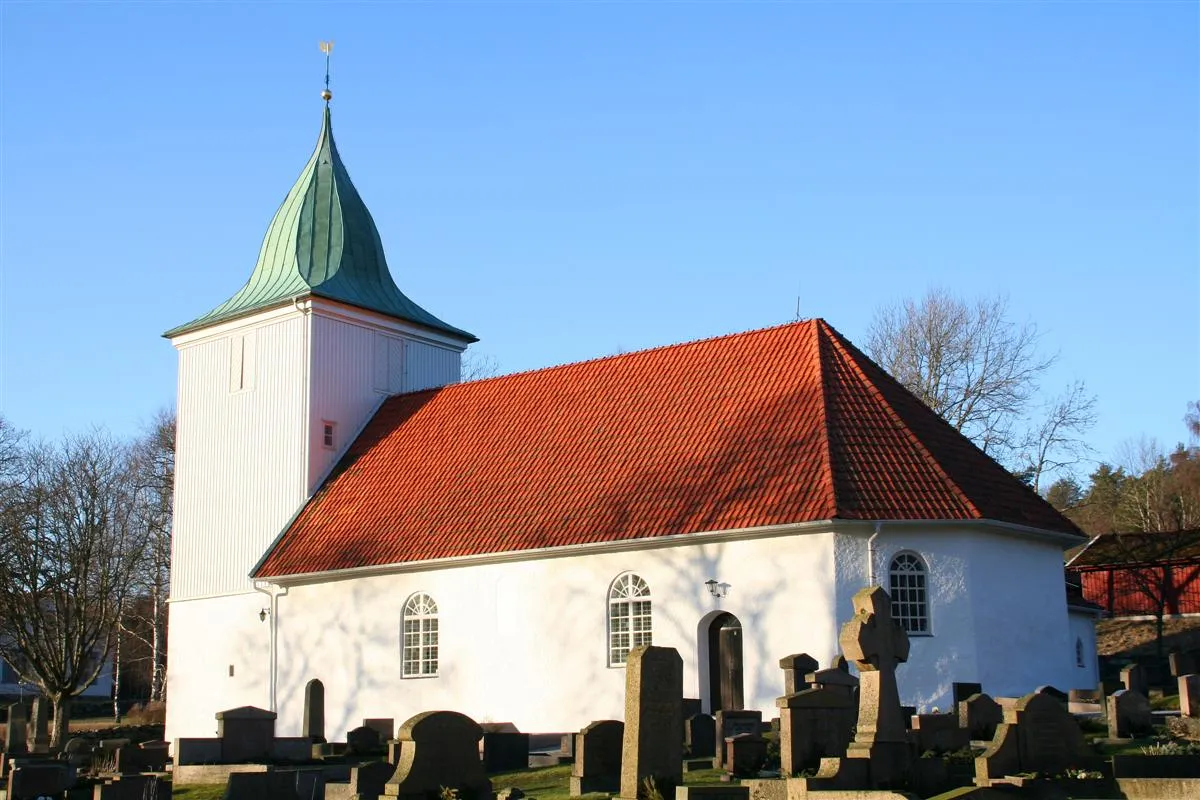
<box><xmin>164</xmin><ymin>82</ymin><xmax>475</xmax><ymax>738</ymax></box>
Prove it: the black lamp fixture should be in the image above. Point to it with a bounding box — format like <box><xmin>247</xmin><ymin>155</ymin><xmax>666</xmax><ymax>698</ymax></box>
<box><xmin>259</xmin><ymin>608</ymin><xmax>270</xmax><ymax>622</ymax></box>
<box><xmin>704</xmin><ymin>579</ymin><xmax>728</xmax><ymax>599</ymax></box>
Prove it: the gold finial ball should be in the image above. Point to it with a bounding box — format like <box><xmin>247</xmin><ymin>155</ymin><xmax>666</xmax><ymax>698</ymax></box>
<box><xmin>321</xmin><ymin>89</ymin><xmax>333</xmax><ymax>102</ymax></box>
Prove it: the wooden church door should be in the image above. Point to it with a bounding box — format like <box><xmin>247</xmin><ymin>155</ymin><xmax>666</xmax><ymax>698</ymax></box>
<box><xmin>707</xmin><ymin>613</ymin><xmax>744</xmax><ymax>711</ymax></box>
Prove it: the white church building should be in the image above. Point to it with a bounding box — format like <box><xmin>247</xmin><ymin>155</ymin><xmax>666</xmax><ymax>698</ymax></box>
<box><xmin>163</xmin><ymin>100</ymin><xmax>1097</xmax><ymax>744</ymax></box>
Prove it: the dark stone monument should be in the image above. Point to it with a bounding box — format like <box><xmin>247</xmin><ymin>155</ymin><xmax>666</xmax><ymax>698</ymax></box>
<box><xmin>1121</xmin><ymin>663</ymin><xmax>1148</xmax><ymax>697</ymax></box>
<box><xmin>302</xmin><ymin>678</ymin><xmax>325</xmax><ymax>743</ymax></box>
<box><xmin>723</xmin><ymin>733</ymin><xmax>767</xmax><ymax>778</ymax></box>
<box><xmin>1107</xmin><ymin>689</ymin><xmax>1153</xmax><ymax>738</ymax></box>
<box><xmin>975</xmin><ymin>690</ymin><xmax>1089</xmax><ymax>786</ymax></box>
<box><xmin>684</xmin><ymin>714</ymin><xmax>716</xmax><ymax>759</ymax></box>
<box><xmin>1169</xmin><ymin>650</ymin><xmax>1199</xmax><ymax>678</ymax></box>
<box><xmin>384</xmin><ymin>711</ymin><xmax>491</xmax><ymax>800</ymax></box>
<box><xmin>713</xmin><ymin>710</ymin><xmax>762</xmax><ymax>769</ymax></box>
<box><xmin>483</xmin><ymin>731</ymin><xmax>530</xmax><ymax>772</ymax></box>
<box><xmin>4</xmin><ymin>702</ymin><xmax>28</xmax><ymax>755</ymax></box>
<box><xmin>778</xmin><ymin>653</ymin><xmax>819</xmax><ymax>696</ymax></box>
<box><xmin>364</xmin><ymin>718</ymin><xmax>395</xmax><ymax>741</ymax></box>
<box><xmin>570</xmin><ymin>720</ymin><xmax>624</xmax><ymax>796</ymax></box>
<box><xmin>958</xmin><ymin>693</ymin><xmax>1003</xmax><ymax>741</ymax></box>
<box><xmin>618</xmin><ymin>646</ymin><xmax>683</xmax><ymax>800</ymax></box>
<box><xmin>1180</xmin><ymin>674</ymin><xmax>1200</xmax><ymax>718</ymax></box>
<box><xmin>216</xmin><ymin>706</ymin><xmax>277</xmax><ymax>763</ymax></box>
<box><xmin>349</xmin><ymin>762</ymin><xmax>395</xmax><ymax>799</ymax></box>
<box><xmin>911</xmin><ymin>713</ymin><xmax>969</xmax><ymax>753</ymax></box>
<box><xmin>347</xmin><ymin>725</ymin><xmax>384</xmax><ymax>755</ymax></box>
<box><xmin>93</xmin><ymin>774</ymin><xmax>171</xmax><ymax>799</ymax></box>
<box><xmin>952</xmin><ymin>682</ymin><xmax>983</xmax><ymax>705</ymax></box>
<box><xmin>776</xmin><ymin>686</ymin><xmax>856</xmax><ymax>774</ymax></box>
<box><xmin>6</xmin><ymin>762</ymin><xmax>72</xmax><ymax>800</ymax></box>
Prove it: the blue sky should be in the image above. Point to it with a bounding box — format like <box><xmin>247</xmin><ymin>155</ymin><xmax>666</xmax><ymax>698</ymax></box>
<box><xmin>1</xmin><ymin>1</ymin><xmax>1196</xmax><ymax>474</ymax></box>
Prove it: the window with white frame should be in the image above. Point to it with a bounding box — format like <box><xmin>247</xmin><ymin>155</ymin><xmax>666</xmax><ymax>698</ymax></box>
<box><xmin>888</xmin><ymin>552</ymin><xmax>929</xmax><ymax>634</ymax></box>
<box><xmin>402</xmin><ymin>593</ymin><xmax>439</xmax><ymax>677</ymax></box>
<box><xmin>609</xmin><ymin>573</ymin><xmax>652</xmax><ymax>666</ymax></box>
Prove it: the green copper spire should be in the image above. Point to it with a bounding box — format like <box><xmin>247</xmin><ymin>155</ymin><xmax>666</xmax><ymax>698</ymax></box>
<box><xmin>166</xmin><ymin>107</ymin><xmax>475</xmax><ymax>341</ymax></box>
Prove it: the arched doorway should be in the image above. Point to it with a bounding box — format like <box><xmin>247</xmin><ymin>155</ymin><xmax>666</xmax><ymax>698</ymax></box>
<box><xmin>707</xmin><ymin>613</ymin><xmax>744</xmax><ymax>712</ymax></box>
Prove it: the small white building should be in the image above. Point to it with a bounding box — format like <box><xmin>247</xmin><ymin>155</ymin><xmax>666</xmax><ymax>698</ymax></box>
<box><xmin>164</xmin><ymin>101</ymin><xmax>1092</xmax><ymax>743</ymax></box>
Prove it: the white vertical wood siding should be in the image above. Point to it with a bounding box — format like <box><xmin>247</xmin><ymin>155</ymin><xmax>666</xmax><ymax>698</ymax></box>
<box><xmin>403</xmin><ymin>339</ymin><xmax>461</xmax><ymax>393</ymax></box>
<box><xmin>170</xmin><ymin>313</ymin><xmax>309</xmax><ymax>601</ymax></box>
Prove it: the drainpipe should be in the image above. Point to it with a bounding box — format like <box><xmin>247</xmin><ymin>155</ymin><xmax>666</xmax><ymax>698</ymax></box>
<box><xmin>252</xmin><ymin>581</ymin><xmax>288</xmax><ymax>712</ymax></box>
<box><xmin>867</xmin><ymin>522</ymin><xmax>883</xmax><ymax>587</ymax></box>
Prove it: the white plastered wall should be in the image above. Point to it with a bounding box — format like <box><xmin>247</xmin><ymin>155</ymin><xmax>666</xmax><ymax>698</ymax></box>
<box><xmin>834</xmin><ymin>525</ymin><xmax>1080</xmax><ymax>711</ymax></box>
<box><xmin>265</xmin><ymin>529</ymin><xmax>838</xmax><ymax>739</ymax></box>
<box><xmin>1067</xmin><ymin>610</ymin><xmax>1100</xmax><ymax>689</ymax></box>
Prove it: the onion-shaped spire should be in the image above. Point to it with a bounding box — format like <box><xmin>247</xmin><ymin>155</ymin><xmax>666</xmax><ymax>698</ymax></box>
<box><xmin>166</xmin><ymin>107</ymin><xmax>474</xmax><ymax>342</ymax></box>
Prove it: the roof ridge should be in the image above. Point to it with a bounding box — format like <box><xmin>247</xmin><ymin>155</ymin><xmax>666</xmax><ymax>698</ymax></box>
<box><xmin>393</xmin><ymin>318</ymin><xmax>822</xmax><ymax>399</ymax></box>
<box><xmin>811</xmin><ymin>321</ymin><xmax>840</xmax><ymax>519</ymax></box>
<box><xmin>815</xmin><ymin>319</ymin><xmax>984</xmax><ymax>519</ymax></box>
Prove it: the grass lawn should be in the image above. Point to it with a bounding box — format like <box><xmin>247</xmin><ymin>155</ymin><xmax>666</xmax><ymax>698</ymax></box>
<box><xmin>171</xmin><ymin>785</ymin><xmax>229</xmax><ymax>800</ymax></box>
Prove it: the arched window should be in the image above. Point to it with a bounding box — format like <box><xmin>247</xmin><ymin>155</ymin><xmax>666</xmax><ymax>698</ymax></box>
<box><xmin>609</xmin><ymin>573</ymin><xmax>652</xmax><ymax>666</ymax></box>
<box><xmin>888</xmin><ymin>553</ymin><xmax>929</xmax><ymax>634</ymax></box>
<box><xmin>1075</xmin><ymin>637</ymin><xmax>1085</xmax><ymax>667</ymax></box>
<box><xmin>402</xmin><ymin>593</ymin><xmax>439</xmax><ymax>677</ymax></box>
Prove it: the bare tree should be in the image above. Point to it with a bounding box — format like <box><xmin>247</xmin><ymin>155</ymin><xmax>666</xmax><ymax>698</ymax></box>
<box><xmin>460</xmin><ymin>351</ymin><xmax>501</xmax><ymax>382</ymax></box>
<box><xmin>0</xmin><ymin>428</ymin><xmax>146</xmax><ymax>747</ymax></box>
<box><xmin>866</xmin><ymin>289</ymin><xmax>1068</xmax><ymax>463</ymax></box>
<box><xmin>1020</xmin><ymin>381</ymin><xmax>1098</xmax><ymax>493</ymax></box>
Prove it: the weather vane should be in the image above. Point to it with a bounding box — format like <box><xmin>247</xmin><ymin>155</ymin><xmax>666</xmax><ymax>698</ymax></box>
<box><xmin>319</xmin><ymin>41</ymin><xmax>334</xmax><ymax>102</ymax></box>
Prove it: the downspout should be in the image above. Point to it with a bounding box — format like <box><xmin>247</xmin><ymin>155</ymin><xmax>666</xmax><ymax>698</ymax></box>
<box><xmin>867</xmin><ymin>522</ymin><xmax>883</xmax><ymax>587</ymax></box>
<box><xmin>252</xmin><ymin>581</ymin><xmax>288</xmax><ymax>712</ymax></box>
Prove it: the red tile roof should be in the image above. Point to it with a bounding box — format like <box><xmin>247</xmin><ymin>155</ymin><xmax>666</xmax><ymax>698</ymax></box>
<box><xmin>255</xmin><ymin>319</ymin><xmax>1081</xmax><ymax>578</ymax></box>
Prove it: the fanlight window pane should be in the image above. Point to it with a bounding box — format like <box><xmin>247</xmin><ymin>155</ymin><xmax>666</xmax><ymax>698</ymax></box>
<box><xmin>609</xmin><ymin>574</ymin><xmax>652</xmax><ymax>665</ymax></box>
<box><xmin>889</xmin><ymin>554</ymin><xmax>929</xmax><ymax>635</ymax></box>
<box><xmin>402</xmin><ymin>593</ymin><xmax>439</xmax><ymax>677</ymax></box>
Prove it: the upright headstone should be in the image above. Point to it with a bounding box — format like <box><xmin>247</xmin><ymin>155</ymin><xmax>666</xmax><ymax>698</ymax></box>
<box><xmin>28</xmin><ymin>698</ymin><xmax>49</xmax><ymax>755</ymax></box>
<box><xmin>347</xmin><ymin>725</ymin><xmax>384</xmax><ymax>755</ymax></box>
<box><xmin>302</xmin><ymin>678</ymin><xmax>325</xmax><ymax>743</ymax></box>
<box><xmin>1180</xmin><ymin>674</ymin><xmax>1200</xmax><ymax>718</ymax></box>
<box><xmin>684</xmin><ymin>714</ymin><xmax>715</xmax><ymax>759</ymax></box>
<box><xmin>618</xmin><ymin>646</ymin><xmax>683</xmax><ymax>800</ymax></box>
<box><xmin>215</xmin><ymin>706</ymin><xmax>277</xmax><ymax>762</ymax></box>
<box><xmin>1169</xmin><ymin>651</ymin><xmax>1199</xmax><ymax>678</ymax></box>
<box><xmin>1107</xmin><ymin>689</ymin><xmax>1153</xmax><ymax>738</ymax></box>
<box><xmin>776</xmin><ymin>687</ymin><xmax>856</xmax><ymax>774</ymax></box>
<box><xmin>384</xmin><ymin>711</ymin><xmax>491</xmax><ymax>799</ymax></box>
<box><xmin>570</xmin><ymin>720</ymin><xmax>624</xmax><ymax>796</ymax></box>
<box><xmin>723</xmin><ymin>733</ymin><xmax>767</xmax><ymax>778</ymax></box>
<box><xmin>778</xmin><ymin>654</ymin><xmax>819</xmax><ymax>696</ymax></box>
<box><xmin>952</xmin><ymin>682</ymin><xmax>982</xmax><ymax>706</ymax></box>
<box><xmin>958</xmin><ymin>693</ymin><xmax>1003</xmax><ymax>741</ymax></box>
<box><xmin>975</xmin><ymin>691</ymin><xmax>1089</xmax><ymax>785</ymax></box>
<box><xmin>712</xmin><ymin>710</ymin><xmax>762</xmax><ymax>769</ymax></box>
<box><xmin>1121</xmin><ymin>663</ymin><xmax>1148</xmax><ymax>696</ymax></box>
<box><xmin>483</xmin><ymin>731</ymin><xmax>530</xmax><ymax>772</ymax></box>
<box><xmin>364</xmin><ymin>718</ymin><xmax>395</xmax><ymax>742</ymax></box>
<box><xmin>4</xmin><ymin>702</ymin><xmax>28</xmax><ymax>755</ymax></box>
<box><xmin>6</xmin><ymin>762</ymin><xmax>71</xmax><ymax>800</ymax></box>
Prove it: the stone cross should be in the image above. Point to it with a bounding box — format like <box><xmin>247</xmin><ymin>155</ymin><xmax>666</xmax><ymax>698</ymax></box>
<box><xmin>838</xmin><ymin>585</ymin><xmax>910</xmax><ymax>747</ymax></box>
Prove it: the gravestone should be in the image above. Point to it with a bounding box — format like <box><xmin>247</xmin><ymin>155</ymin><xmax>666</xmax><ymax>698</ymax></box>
<box><xmin>791</xmin><ymin>586</ymin><xmax>912</xmax><ymax>792</ymax></box>
<box><xmin>347</xmin><ymin>725</ymin><xmax>384</xmax><ymax>755</ymax></box>
<box><xmin>483</xmin><ymin>731</ymin><xmax>530</xmax><ymax>772</ymax></box>
<box><xmin>685</xmin><ymin>714</ymin><xmax>715</xmax><ymax>758</ymax></box>
<box><xmin>1170</xmin><ymin>651</ymin><xmax>1199</xmax><ymax>678</ymax></box>
<box><xmin>1180</xmin><ymin>674</ymin><xmax>1200</xmax><ymax>718</ymax></box>
<box><xmin>226</xmin><ymin>770</ymin><xmax>305</xmax><ymax>800</ymax></box>
<box><xmin>618</xmin><ymin>646</ymin><xmax>683</xmax><ymax>800</ymax></box>
<box><xmin>94</xmin><ymin>774</ymin><xmax>170</xmax><ymax>800</ymax></box>
<box><xmin>1035</xmin><ymin>685</ymin><xmax>1068</xmax><ymax>706</ymax></box>
<box><xmin>570</xmin><ymin>720</ymin><xmax>624</xmax><ymax>795</ymax></box>
<box><xmin>384</xmin><ymin>711</ymin><xmax>491</xmax><ymax>800</ymax></box>
<box><xmin>911</xmin><ymin>713</ymin><xmax>968</xmax><ymax>753</ymax></box>
<box><xmin>958</xmin><ymin>693</ymin><xmax>1003</xmax><ymax>741</ymax></box>
<box><xmin>1121</xmin><ymin>663</ymin><xmax>1148</xmax><ymax>696</ymax></box>
<box><xmin>974</xmin><ymin>690</ymin><xmax>1089</xmax><ymax>786</ymax></box>
<box><xmin>6</xmin><ymin>762</ymin><xmax>72</xmax><ymax>800</ymax></box>
<box><xmin>216</xmin><ymin>706</ymin><xmax>277</xmax><ymax>762</ymax></box>
<box><xmin>778</xmin><ymin>653</ymin><xmax>819</xmax><ymax>696</ymax></box>
<box><xmin>28</xmin><ymin>698</ymin><xmax>49</xmax><ymax>755</ymax></box>
<box><xmin>302</xmin><ymin>678</ymin><xmax>325</xmax><ymax>743</ymax></box>
<box><xmin>830</xmin><ymin>655</ymin><xmax>849</xmax><ymax>672</ymax></box>
<box><xmin>4</xmin><ymin>702</ymin><xmax>28</xmax><ymax>754</ymax></box>
<box><xmin>952</xmin><ymin>682</ymin><xmax>982</xmax><ymax>706</ymax></box>
<box><xmin>1107</xmin><ymin>689</ymin><xmax>1153</xmax><ymax>738</ymax></box>
<box><xmin>776</xmin><ymin>686</ymin><xmax>856</xmax><ymax>774</ymax></box>
<box><xmin>348</xmin><ymin>761</ymin><xmax>394</xmax><ymax>799</ymax></box>
<box><xmin>364</xmin><ymin>718</ymin><xmax>395</xmax><ymax>741</ymax></box>
<box><xmin>713</xmin><ymin>710</ymin><xmax>762</xmax><ymax>769</ymax></box>
<box><xmin>724</xmin><ymin>733</ymin><xmax>767</xmax><ymax>778</ymax></box>
<box><xmin>804</xmin><ymin>667</ymin><xmax>858</xmax><ymax>699</ymax></box>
